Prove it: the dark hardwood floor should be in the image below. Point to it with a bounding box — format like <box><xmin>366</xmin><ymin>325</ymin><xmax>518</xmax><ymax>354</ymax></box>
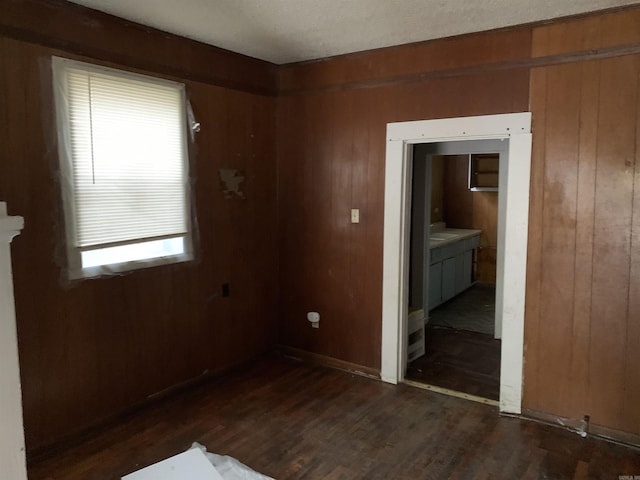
<box><xmin>407</xmin><ymin>284</ymin><xmax>500</xmax><ymax>400</ymax></box>
<box><xmin>28</xmin><ymin>354</ymin><xmax>640</xmax><ymax>480</ymax></box>
<box><xmin>406</xmin><ymin>326</ymin><xmax>501</xmax><ymax>400</ymax></box>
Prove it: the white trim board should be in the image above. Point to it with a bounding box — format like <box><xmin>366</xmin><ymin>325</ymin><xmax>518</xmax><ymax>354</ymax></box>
<box><xmin>380</xmin><ymin>113</ymin><xmax>532</xmax><ymax>414</ymax></box>
<box><xmin>0</xmin><ymin>202</ymin><xmax>26</xmax><ymax>480</ymax></box>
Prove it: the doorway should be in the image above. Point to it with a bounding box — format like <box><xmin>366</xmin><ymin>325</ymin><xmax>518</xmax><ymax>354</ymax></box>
<box><xmin>380</xmin><ymin>113</ymin><xmax>532</xmax><ymax>414</ymax></box>
<box><xmin>406</xmin><ymin>141</ymin><xmax>504</xmax><ymax>402</ymax></box>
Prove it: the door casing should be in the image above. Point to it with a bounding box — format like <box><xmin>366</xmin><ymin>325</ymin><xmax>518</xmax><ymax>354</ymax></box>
<box><xmin>380</xmin><ymin>113</ymin><xmax>532</xmax><ymax>414</ymax></box>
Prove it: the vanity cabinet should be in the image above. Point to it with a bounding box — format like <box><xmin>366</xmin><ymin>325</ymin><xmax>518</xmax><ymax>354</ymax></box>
<box><xmin>428</xmin><ymin>234</ymin><xmax>480</xmax><ymax>310</ymax></box>
<box><xmin>428</xmin><ymin>262</ymin><xmax>442</xmax><ymax>309</ymax></box>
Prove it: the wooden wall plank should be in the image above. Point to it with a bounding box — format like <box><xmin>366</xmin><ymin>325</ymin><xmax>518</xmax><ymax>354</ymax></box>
<box><xmin>625</xmin><ymin>69</ymin><xmax>640</xmax><ymax>432</ymax></box>
<box><xmin>351</xmin><ymin>88</ymin><xmax>380</xmax><ymax>366</ymax></box>
<box><xmin>599</xmin><ymin>8</ymin><xmax>640</xmax><ymax>48</ymax></box>
<box><xmin>568</xmin><ymin>59</ymin><xmax>600</xmax><ymax>418</ymax></box>
<box><xmin>430</xmin><ymin>156</ymin><xmax>445</xmax><ymax>223</ymax></box>
<box><xmin>473</xmin><ymin>192</ymin><xmax>499</xmax><ymax>285</ymax></box>
<box><xmin>531</xmin><ymin>15</ymin><xmax>601</xmax><ymax>57</ymax></box>
<box><xmin>531</xmin><ymin>8</ymin><xmax>640</xmax><ymax>58</ymax></box>
<box><xmin>522</xmin><ymin>65</ymin><xmax>546</xmax><ymax>414</ymax></box>
<box><xmin>361</xmin><ymin>86</ymin><xmax>394</xmax><ymax>367</ymax></box>
<box><xmin>443</xmin><ymin>155</ymin><xmax>474</xmax><ymax>229</ymax></box>
<box><xmin>475</xmin><ymin>194</ymin><xmax>499</xmax><ymax>249</ymax></box>
<box><xmin>589</xmin><ymin>55</ymin><xmax>638</xmax><ymax>432</ymax></box>
<box><xmin>537</xmin><ymin>62</ymin><xmax>582</xmax><ymax>418</ymax></box>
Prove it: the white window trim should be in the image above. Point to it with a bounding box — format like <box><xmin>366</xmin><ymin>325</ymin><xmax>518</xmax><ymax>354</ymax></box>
<box><xmin>52</xmin><ymin>57</ymin><xmax>194</xmax><ymax>279</ymax></box>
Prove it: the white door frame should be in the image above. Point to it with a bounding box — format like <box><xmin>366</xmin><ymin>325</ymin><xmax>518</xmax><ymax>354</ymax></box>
<box><xmin>380</xmin><ymin>113</ymin><xmax>532</xmax><ymax>413</ymax></box>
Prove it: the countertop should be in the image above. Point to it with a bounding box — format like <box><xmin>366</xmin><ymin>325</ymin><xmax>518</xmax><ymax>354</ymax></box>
<box><xmin>429</xmin><ymin>228</ymin><xmax>481</xmax><ymax>248</ymax></box>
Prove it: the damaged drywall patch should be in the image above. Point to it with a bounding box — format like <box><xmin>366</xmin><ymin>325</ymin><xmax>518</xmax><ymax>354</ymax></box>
<box><xmin>219</xmin><ymin>168</ymin><xmax>245</xmax><ymax>199</ymax></box>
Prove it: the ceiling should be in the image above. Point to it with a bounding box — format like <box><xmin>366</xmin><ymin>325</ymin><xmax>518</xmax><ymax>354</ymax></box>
<box><xmin>68</xmin><ymin>0</ymin><xmax>639</xmax><ymax>64</ymax></box>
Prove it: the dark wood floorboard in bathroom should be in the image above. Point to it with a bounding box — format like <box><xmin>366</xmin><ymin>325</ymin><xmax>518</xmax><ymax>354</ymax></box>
<box><xmin>406</xmin><ymin>326</ymin><xmax>501</xmax><ymax>400</ymax></box>
<box><xmin>27</xmin><ymin>354</ymin><xmax>640</xmax><ymax>480</ymax></box>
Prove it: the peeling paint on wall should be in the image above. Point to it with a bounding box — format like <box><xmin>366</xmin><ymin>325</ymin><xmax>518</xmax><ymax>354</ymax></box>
<box><xmin>218</xmin><ymin>168</ymin><xmax>245</xmax><ymax>199</ymax></box>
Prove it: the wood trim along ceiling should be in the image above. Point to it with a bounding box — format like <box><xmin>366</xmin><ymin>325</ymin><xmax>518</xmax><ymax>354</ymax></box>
<box><xmin>278</xmin><ymin>42</ymin><xmax>640</xmax><ymax>96</ymax></box>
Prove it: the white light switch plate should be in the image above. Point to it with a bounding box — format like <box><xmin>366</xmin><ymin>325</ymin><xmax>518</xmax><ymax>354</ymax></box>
<box><xmin>351</xmin><ymin>209</ymin><xmax>360</xmax><ymax>223</ymax></box>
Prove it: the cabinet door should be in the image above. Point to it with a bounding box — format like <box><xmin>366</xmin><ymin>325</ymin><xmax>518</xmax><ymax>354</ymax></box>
<box><xmin>458</xmin><ymin>249</ymin><xmax>473</xmax><ymax>292</ymax></box>
<box><xmin>442</xmin><ymin>257</ymin><xmax>456</xmax><ymax>302</ymax></box>
<box><xmin>428</xmin><ymin>262</ymin><xmax>442</xmax><ymax>310</ymax></box>
<box><xmin>454</xmin><ymin>253</ymin><xmax>465</xmax><ymax>294</ymax></box>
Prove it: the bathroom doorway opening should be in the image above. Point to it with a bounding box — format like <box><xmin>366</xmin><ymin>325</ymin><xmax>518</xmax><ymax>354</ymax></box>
<box><xmin>380</xmin><ymin>113</ymin><xmax>532</xmax><ymax>414</ymax></box>
<box><xmin>405</xmin><ymin>141</ymin><xmax>504</xmax><ymax>403</ymax></box>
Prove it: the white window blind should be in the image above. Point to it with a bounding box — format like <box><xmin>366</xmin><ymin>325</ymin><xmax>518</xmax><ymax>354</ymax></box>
<box><xmin>53</xmin><ymin>57</ymin><xmax>192</xmax><ymax>277</ymax></box>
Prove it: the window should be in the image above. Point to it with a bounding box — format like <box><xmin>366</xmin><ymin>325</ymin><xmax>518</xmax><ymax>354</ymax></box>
<box><xmin>52</xmin><ymin>57</ymin><xmax>193</xmax><ymax>279</ymax></box>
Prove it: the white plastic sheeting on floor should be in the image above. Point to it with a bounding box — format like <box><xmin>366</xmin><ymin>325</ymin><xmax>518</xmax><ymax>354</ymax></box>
<box><xmin>191</xmin><ymin>442</ymin><xmax>274</xmax><ymax>480</ymax></box>
<box><xmin>122</xmin><ymin>442</ymin><xmax>274</xmax><ymax>480</ymax></box>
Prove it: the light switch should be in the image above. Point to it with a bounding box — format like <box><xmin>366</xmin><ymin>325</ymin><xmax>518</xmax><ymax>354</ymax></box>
<box><xmin>351</xmin><ymin>208</ymin><xmax>360</xmax><ymax>223</ymax></box>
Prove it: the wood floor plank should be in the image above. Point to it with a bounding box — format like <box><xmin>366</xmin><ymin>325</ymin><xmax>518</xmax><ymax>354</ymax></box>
<box><xmin>28</xmin><ymin>355</ymin><xmax>640</xmax><ymax>480</ymax></box>
<box><xmin>406</xmin><ymin>327</ymin><xmax>501</xmax><ymax>401</ymax></box>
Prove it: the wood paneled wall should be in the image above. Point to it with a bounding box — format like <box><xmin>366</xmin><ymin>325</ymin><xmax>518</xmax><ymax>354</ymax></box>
<box><xmin>3</xmin><ymin>0</ymin><xmax>640</xmax><ymax>453</ymax></box>
<box><xmin>277</xmin><ymin>38</ymin><xmax>531</xmax><ymax>369</ymax></box>
<box><xmin>0</xmin><ymin>0</ymin><xmax>277</xmax><ymax>95</ymax></box>
<box><xmin>525</xmin><ymin>10</ymin><xmax>640</xmax><ymax>438</ymax></box>
<box><xmin>442</xmin><ymin>155</ymin><xmax>498</xmax><ymax>284</ymax></box>
<box><xmin>0</xmin><ymin>3</ymin><xmax>278</xmax><ymax>453</ymax></box>
<box><xmin>430</xmin><ymin>156</ymin><xmax>445</xmax><ymax>224</ymax></box>
<box><xmin>279</xmin><ymin>27</ymin><xmax>533</xmax><ymax>94</ymax></box>
<box><xmin>277</xmin><ymin>5</ymin><xmax>640</xmax><ymax>439</ymax></box>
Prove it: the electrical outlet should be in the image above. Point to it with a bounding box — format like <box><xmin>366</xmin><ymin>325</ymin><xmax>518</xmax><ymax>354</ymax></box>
<box><xmin>307</xmin><ymin>311</ymin><xmax>320</xmax><ymax>328</ymax></box>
